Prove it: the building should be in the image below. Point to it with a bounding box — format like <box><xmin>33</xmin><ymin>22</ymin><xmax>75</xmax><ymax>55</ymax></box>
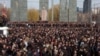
<box><xmin>83</xmin><ymin>0</ymin><xmax>91</xmax><ymax>13</ymax></box>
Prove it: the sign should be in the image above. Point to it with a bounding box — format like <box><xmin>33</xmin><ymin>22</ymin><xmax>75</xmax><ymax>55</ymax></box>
<box><xmin>41</xmin><ymin>7</ymin><xmax>48</xmax><ymax>21</ymax></box>
<box><xmin>0</xmin><ymin>27</ymin><xmax>9</xmax><ymax>37</ymax></box>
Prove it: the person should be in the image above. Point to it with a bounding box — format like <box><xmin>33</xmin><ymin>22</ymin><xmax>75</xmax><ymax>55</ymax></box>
<box><xmin>0</xmin><ymin>16</ymin><xmax>3</xmax><ymax>26</ymax></box>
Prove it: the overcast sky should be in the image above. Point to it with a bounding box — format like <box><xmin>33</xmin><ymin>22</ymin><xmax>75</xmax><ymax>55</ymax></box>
<box><xmin>0</xmin><ymin>0</ymin><xmax>100</xmax><ymax>9</ymax></box>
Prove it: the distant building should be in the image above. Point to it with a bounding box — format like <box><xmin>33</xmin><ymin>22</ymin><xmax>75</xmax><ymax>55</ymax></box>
<box><xmin>77</xmin><ymin>7</ymin><xmax>83</xmax><ymax>13</ymax></box>
<box><xmin>92</xmin><ymin>8</ymin><xmax>100</xmax><ymax>23</ymax></box>
<box><xmin>83</xmin><ymin>0</ymin><xmax>91</xmax><ymax>13</ymax></box>
<box><xmin>92</xmin><ymin>8</ymin><xmax>100</xmax><ymax>14</ymax></box>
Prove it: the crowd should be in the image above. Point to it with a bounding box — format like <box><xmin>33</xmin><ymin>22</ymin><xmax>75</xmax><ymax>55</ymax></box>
<box><xmin>0</xmin><ymin>22</ymin><xmax>100</xmax><ymax>56</ymax></box>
